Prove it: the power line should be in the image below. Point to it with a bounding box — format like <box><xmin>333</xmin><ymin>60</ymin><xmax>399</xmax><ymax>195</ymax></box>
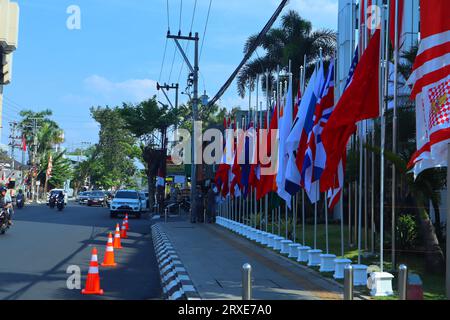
<box><xmin>177</xmin><ymin>0</ymin><xmax>197</xmax><ymax>84</ymax></box>
<box><xmin>208</xmin><ymin>0</ymin><xmax>289</xmax><ymax>107</ymax></box>
<box><xmin>199</xmin><ymin>0</ymin><xmax>212</xmax><ymax>61</ymax></box>
<box><xmin>166</xmin><ymin>0</ymin><xmax>171</xmax><ymax>32</ymax></box>
<box><xmin>178</xmin><ymin>0</ymin><xmax>183</xmax><ymax>32</ymax></box>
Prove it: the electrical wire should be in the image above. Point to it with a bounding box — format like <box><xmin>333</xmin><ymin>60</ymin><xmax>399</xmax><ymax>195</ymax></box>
<box><xmin>166</xmin><ymin>0</ymin><xmax>171</xmax><ymax>32</ymax></box>
<box><xmin>208</xmin><ymin>0</ymin><xmax>289</xmax><ymax>107</ymax></box>
<box><xmin>199</xmin><ymin>0</ymin><xmax>212</xmax><ymax>61</ymax></box>
<box><xmin>177</xmin><ymin>0</ymin><xmax>197</xmax><ymax>84</ymax></box>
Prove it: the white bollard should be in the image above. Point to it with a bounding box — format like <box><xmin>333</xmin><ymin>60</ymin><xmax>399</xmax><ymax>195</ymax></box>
<box><xmin>319</xmin><ymin>254</ymin><xmax>337</xmax><ymax>272</ymax></box>
<box><xmin>288</xmin><ymin>244</ymin><xmax>301</xmax><ymax>258</ymax></box>
<box><xmin>297</xmin><ymin>246</ymin><xmax>311</xmax><ymax>262</ymax></box>
<box><xmin>273</xmin><ymin>236</ymin><xmax>284</xmax><ymax>251</ymax></box>
<box><xmin>367</xmin><ymin>271</ymin><xmax>394</xmax><ymax>297</ymax></box>
<box><xmin>352</xmin><ymin>264</ymin><xmax>369</xmax><ymax>286</ymax></box>
<box><xmin>307</xmin><ymin>249</ymin><xmax>323</xmax><ymax>267</ymax></box>
<box><xmin>333</xmin><ymin>258</ymin><xmax>352</xmax><ymax>279</ymax></box>
<box><xmin>280</xmin><ymin>240</ymin><xmax>293</xmax><ymax>254</ymax></box>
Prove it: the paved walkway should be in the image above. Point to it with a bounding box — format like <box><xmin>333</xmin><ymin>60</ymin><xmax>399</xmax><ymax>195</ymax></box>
<box><xmin>157</xmin><ymin>217</ymin><xmax>344</xmax><ymax>300</ymax></box>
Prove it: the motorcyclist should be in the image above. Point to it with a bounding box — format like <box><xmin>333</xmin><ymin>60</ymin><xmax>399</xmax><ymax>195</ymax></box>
<box><xmin>57</xmin><ymin>191</ymin><xmax>65</xmax><ymax>204</ymax></box>
<box><xmin>16</xmin><ymin>189</ymin><xmax>25</xmax><ymax>207</ymax></box>
<box><xmin>0</xmin><ymin>186</ymin><xmax>13</xmax><ymax>226</ymax></box>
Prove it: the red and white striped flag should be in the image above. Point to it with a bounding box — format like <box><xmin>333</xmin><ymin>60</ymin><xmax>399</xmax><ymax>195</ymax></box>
<box><xmin>408</xmin><ymin>0</ymin><xmax>450</xmax><ymax>177</ymax></box>
<box><xmin>46</xmin><ymin>154</ymin><xmax>53</xmax><ymax>178</ymax></box>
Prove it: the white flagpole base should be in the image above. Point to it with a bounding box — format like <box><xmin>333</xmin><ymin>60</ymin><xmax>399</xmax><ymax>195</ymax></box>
<box><xmin>260</xmin><ymin>232</ymin><xmax>270</xmax><ymax>245</ymax></box>
<box><xmin>297</xmin><ymin>246</ymin><xmax>311</xmax><ymax>262</ymax></box>
<box><xmin>280</xmin><ymin>240</ymin><xmax>293</xmax><ymax>254</ymax></box>
<box><xmin>352</xmin><ymin>264</ymin><xmax>369</xmax><ymax>286</ymax></box>
<box><xmin>288</xmin><ymin>244</ymin><xmax>301</xmax><ymax>258</ymax></box>
<box><xmin>273</xmin><ymin>236</ymin><xmax>284</xmax><ymax>251</ymax></box>
<box><xmin>367</xmin><ymin>272</ymin><xmax>394</xmax><ymax>297</ymax></box>
<box><xmin>307</xmin><ymin>249</ymin><xmax>323</xmax><ymax>266</ymax></box>
<box><xmin>333</xmin><ymin>258</ymin><xmax>352</xmax><ymax>279</ymax></box>
<box><xmin>267</xmin><ymin>234</ymin><xmax>277</xmax><ymax>248</ymax></box>
<box><xmin>319</xmin><ymin>254</ymin><xmax>337</xmax><ymax>272</ymax></box>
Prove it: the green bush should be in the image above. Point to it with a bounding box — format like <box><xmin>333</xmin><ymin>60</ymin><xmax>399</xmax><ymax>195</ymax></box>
<box><xmin>396</xmin><ymin>214</ymin><xmax>419</xmax><ymax>249</ymax></box>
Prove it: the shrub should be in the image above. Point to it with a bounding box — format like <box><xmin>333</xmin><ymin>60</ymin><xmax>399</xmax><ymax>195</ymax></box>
<box><xmin>396</xmin><ymin>214</ymin><xmax>419</xmax><ymax>249</ymax></box>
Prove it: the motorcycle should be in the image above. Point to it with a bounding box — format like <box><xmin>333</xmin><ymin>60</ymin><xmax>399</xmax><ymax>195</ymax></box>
<box><xmin>0</xmin><ymin>208</ymin><xmax>10</xmax><ymax>235</ymax></box>
<box><xmin>57</xmin><ymin>197</ymin><xmax>65</xmax><ymax>212</ymax></box>
<box><xmin>49</xmin><ymin>196</ymin><xmax>56</xmax><ymax>209</ymax></box>
<box><xmin>16</xmin><ymin>196</ymin><xmax>24</xmax><ymax>209</ymax></box>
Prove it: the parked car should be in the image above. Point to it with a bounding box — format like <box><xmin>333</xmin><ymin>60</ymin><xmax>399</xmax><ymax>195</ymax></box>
<box><xmin>110</xmin><ymin>190</ymin><xmax>142</xmax><ymax>218</ymax></box>
<box><xmin>78</xmin><ymin>191</ymin><xmax>90</xmax><ymax>205</ymax></box>
<box><xmin>47</xmin><ymin>189</ymin><xmax>68</xmax><ymax>205</ymax></box>
<box><xmin>87</xmin><ymin>191</ymin><xmax>107</xmax><ymax>207</ymax></box>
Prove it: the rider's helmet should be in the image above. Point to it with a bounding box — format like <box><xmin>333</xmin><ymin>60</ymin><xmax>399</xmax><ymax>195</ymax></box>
<box><xmin>0</xmin><ymin>186</ymin><xmax>7</xmax><ymax>194</ymax></box>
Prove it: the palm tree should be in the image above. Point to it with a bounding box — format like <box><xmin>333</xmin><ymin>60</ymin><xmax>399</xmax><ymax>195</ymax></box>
<box><xmin>237</xmin><ymin>10</ymin><xmax>336</xmax><ymax>98</ymax></box>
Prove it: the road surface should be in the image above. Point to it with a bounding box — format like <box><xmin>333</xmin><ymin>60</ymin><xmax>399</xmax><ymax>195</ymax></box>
<box><xmin>0</xmin><ymin>202</ymin><xmax>162</xmax><ymax>300</ymax></box>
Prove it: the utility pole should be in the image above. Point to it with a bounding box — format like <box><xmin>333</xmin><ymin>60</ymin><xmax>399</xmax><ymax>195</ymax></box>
<box><xmin>157</xmin><ymin>82</ymin><xmax>179</xmax><ymax>110</ymax></box>
<box><xmin>8</xmin><ymin>121</ymin><xmax>17</xmax><ymax>172</ymax></box>
<box><xmin>27</xmin><ymin>117</ymin><xmax>42</xmax><ymax>202</ymax></box>
<box><xmin>167</xmin><ymin>31</ymin><xmax>199</xmax><ymax>222</ymax></box>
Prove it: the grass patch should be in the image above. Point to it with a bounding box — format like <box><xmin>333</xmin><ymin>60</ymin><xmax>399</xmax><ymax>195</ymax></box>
<box><xmin>264</xmin><ymin>222</ymin><xmax>446</xmax><ymax>300</ymax></box>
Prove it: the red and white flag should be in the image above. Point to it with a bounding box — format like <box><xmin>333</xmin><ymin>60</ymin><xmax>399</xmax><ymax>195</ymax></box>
<box><xmin>21</xmin><ymin>135</ymin><xmax>27</xmax><ymax>152</ymax></box>
<box><xmin>408</xmin><ymin>0</ymin><xmax>450</xmax><ymax>177</ymax></box>
<box><xmin>46</xmin><ymin>154</ymin><xmax>53</xmax><ymax>178</ymax></box>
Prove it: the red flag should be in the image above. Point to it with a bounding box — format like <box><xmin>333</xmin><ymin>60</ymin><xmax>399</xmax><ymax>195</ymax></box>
<box><xmin>409</xmin><ymin>0</ymin><xmax>450</xmax><ymax>100</ymax></box>
<box><xmin>407</xmin><ymin>0</ymin><xmax>450</xmax><ymax>177</ymax></box>
<box><xmin>257</xmin><ymin>106</ymin><xmax>278</xmax><ymax>200</ymax></box>
<box><xmin>21</xmin><ymin>136</ymin><xmax>27</xmax><ymax>152</ymax></box>
<box><xmin>321</xmin><ymin>30</ymin><xmax>381</xmax><ymax>191</ymax></box>
<box><xmin>389</xmin><ymin>0</ymin><xmax>405</xmax><ymax>47</ymax></box>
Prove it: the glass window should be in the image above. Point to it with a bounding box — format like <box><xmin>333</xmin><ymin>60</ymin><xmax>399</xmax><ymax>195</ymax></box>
<box><xmin>115</xmin><ymin>191</ymin><xmax>138</xmax><ymax>199</ymax></box>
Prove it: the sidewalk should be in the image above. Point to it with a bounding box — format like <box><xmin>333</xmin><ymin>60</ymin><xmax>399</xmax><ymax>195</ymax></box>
<box><xmin>157</xmin><ymin>217</ymin><xmax>344</xmax><ymax>300</ymax></box>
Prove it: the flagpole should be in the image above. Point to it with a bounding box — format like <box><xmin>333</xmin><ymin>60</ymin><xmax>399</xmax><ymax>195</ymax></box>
<box><xmin>302</xmin><ymin>190</ymin><xmax>305</xmax><ymax>245</ymax></box>
<box><xmin>255</xmin><ymin>74</ymin><xmax>259</xmax><ymax>230</ymax></box>
<box><xmin>381</xmin><ymin>1</ymin><xmax>391</xmax><ymax>273</ymax></box>
<box><xmin>349</xmin><ymin>182</ymin><xmax>352</xmax><ymax>247</ymax></box>
<box><xmin>325</xmin><ymin>192</ymin><xmax>329</xmax><ymax>254</ymax></box>
<box><xmin>371</xmin><ymin>128</ymin><xmax>375</xmax><ymax>254</ymax></box>
<box><xmin>391</xmin><ymin>0</ymin><xmax>399</xmax><ymax>271</ymax></box>
<box><xmin>314</xmin><ymin>184</ymin><xmax>318</xmax><ymax>249</ymax></box>
<box><xmin>264</xmin><ymin>70</ymin><xmax>270</xmax><ymax>233</ymax></box>
<box><xmin>340</xmin><ymin>191</ymin><xmax>345</xmax><ymax>257</ymax></box>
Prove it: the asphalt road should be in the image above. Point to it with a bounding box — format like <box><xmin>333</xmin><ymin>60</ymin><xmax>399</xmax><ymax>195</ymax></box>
<box><xmin>0</xmin><ymin>202</ymin><xmax>162</xmax><ymax>300</ymax></box>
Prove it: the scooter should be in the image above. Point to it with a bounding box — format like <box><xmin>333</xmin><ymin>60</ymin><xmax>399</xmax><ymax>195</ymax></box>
<box><xmin>49</xmin><ymin>196</ymin><xmax>56</xmax><ymax>209</ymax></box>
<box><xmin>0</xmin><ymin>209</ymin><xmax>10</xmax><ymax>235</ymax></box>
<box><xmin>57</xmin><ymin>197</ymin><xmax>65</xmax><ymax>212</ymax></box>
<box><xmin>16</xmin><ymin>196</ymin><xmax>24</xmax><ymax>209</ymax></box>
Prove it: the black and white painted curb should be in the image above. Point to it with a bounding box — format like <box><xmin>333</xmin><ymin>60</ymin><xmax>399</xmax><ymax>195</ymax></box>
<box><xmin>151</xmin><ymin>223</ymin><xmax>201</xmax><ymax>300</ymax></box>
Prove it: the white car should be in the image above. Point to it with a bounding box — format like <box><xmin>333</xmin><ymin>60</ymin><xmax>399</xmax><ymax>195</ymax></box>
<box><xmin>110</xmin><ymin>190</ymin><xmax>142</xmax><ymax>218</ymax></box>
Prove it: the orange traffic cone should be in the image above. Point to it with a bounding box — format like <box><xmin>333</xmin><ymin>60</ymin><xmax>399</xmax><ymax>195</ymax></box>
<box><xmin>113</xmin><ymin>223</ymin><xmax>122</xmax><ymax>249</ymax></box>
<box><xmin>124</xmin><ymin>214</ymin><xmax>129</xmax><ymax>231</ymax></box>
<box><xmin>101</xmin><ymin>233</ymin><xmax>117</xmax><ymax>267</ymax></box>
<box><xmin>81</xmin><ymin>247</ymin><xmax>104</xmax><ymax>295</ymax></box>
<box><xmin>120</xmin><ymin>223</ymin><xmax>128</xmax><ymax>239</ymax></box>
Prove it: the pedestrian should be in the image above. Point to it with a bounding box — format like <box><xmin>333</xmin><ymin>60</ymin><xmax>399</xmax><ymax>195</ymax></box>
<box><xmin>206</xmin><ymin>185</ymin><xmax>217</xmax><ymax>223</ymax></box>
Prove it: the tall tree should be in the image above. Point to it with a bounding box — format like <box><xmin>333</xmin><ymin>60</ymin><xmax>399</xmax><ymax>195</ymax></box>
<box><xmin>90</xmin><ymin>107</ymin><xmax>138</xmax><ymax>190</ymax></box>
<box><xmin>118</xmin><ymin>98</ymin><xmax>178</xmax><ymax>210</ymax></box>
<box><xmin>237</xmin><ymin>10</ymin><xmax>336</xmax><ymax>97</ymax></box>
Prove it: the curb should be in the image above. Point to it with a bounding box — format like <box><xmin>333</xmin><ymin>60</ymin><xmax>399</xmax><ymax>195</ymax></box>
<box><xmin>151</xmin><ymin>223</ymin><xmax>201</xmax><ymax>300</ymax></box>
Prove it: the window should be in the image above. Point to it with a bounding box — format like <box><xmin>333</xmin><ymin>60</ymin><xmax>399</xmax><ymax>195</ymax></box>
<box><xmin>115</xmin><ymin>191</ymin><xmax>138</xmax><ymax>199</ymax></box>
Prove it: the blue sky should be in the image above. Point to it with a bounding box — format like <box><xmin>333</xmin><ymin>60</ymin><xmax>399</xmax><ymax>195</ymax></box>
<box><xmin>2</xmin><ymin>0</ymin><xmax>338</xmax><ymax>152</ymax></box>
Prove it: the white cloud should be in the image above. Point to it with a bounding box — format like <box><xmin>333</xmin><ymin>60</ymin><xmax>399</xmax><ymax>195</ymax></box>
<box><xmin>84</xmin><ymin>75</ymin><xmax>158</xmax><ymax>104</ymax></box>
<box><xmin>284</xmin><ymin>0</ymin><xmax>338</xmax><ymax>30</ymax></box>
